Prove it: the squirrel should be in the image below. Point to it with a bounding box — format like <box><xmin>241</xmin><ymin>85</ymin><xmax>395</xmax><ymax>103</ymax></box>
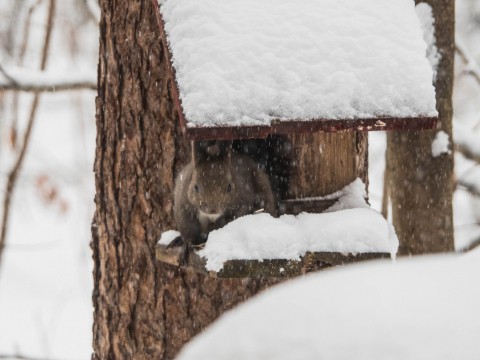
<box><xmin>171</xmin><ymin>142</ymin><xmax>276</xmax><ymax>264</ymax></box>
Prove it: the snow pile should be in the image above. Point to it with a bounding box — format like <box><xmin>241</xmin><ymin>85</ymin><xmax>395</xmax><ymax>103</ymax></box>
<box><xmin>282</xmin><ymin>178</ymin><xmax>369</xmax><ymax>212</ymax></box>
<box><xmin>177</xmin><ymin>253</ymin><xmax>480</xmax><ymax>360</ymax></box>
<box><xmin>159</xmin><ymin>0</ymin><xmax>437</xmax><ymax>127</ymax></box>
<box><xmin>416</xmin><ymin>3</ymin><xmax>440</xmax><ymax>80</ymax></box>
<box><xmin>431</xmin><ymin>130</ymin><xmax>451</xmax><ymax>157</ymax></box>
<box><xmin>158</xmin><ymin>230</ymin><xmax>181</xmax><ymax>245</ymax></box>
<box><xmin>324</xmin><ymin>178</ymin><xmax>370</xmax><ymax>212</ymax></box>
<box><xmin>198</xmin><ymin>208</ymin><xmax>398</xmax><ymax>272</ymax></box>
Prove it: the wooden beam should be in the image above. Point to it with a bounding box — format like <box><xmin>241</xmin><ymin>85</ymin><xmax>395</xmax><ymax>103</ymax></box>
<box><xmin>156</xmin><ymin>243</ymin><xmax>389</xmax><ymax>278</ymax></box>
<box><xmin>184</xmin><ymin>116</ymin><xmax>438</xmax><ymax>141</ymax></box>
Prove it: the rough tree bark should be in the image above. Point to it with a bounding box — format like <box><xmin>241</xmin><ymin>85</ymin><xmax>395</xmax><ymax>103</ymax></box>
<box><xmin>386</xmin><ymin>0</ymin><xmax>455</xmax><ymax>254</ymax></box>
<box><xmin>92</xmin><ymin>1</ymin><xmax>367</xmax><ymax>359</ymax></box>
<box><xmin>92</xmin><ymin>1</ymin><xmax>278</xmax><ymax>358</ymax></box>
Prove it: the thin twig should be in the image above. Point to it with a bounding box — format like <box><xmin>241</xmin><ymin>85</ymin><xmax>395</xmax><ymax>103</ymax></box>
<box><xmin>457</xmin><ymin>237</ymin><xmax>480</xmax><ymax>253</ymax></box>
<box><xmin>0</xmin><ymin>81</ymin><xmax>97</xmax><ymax>92</ymax></box>
<box><xmin>0</xmin><ymin>0</ymin><xmax>56</xmax><ymax>267</ymax></box>
<box><xmin>18</xmin><ymin>0</ymin><xmax>45</xmax><ymax>61</ymax></box>
<box><xmin>0</xmin><ymin>62</ymin><xmax>96</xmax><ymax>93</ymax></box>
<box><xmin>455</xmin><ymin>143</ymin><xmax>480</xmax><ymax>164</ymax></box>
<box><xmin>11</xmin><ymin>0</ymin><xmax>44</xmax><ymax>151</ymax></box>
<box><xmin>0</xmin><ymin>354</ymin><xmax>75</xmax><ymax>360</ymax></box>
<box><xmin>0</xmin><ymin>64</ymin><xmax>19</xmax><ymax>85</ymax></box>
<box><xmin>456</xmin><ymin>179</ymin><xmax>480</xmax><ymax>198</ymax></box>
<box><xmin>455</xmin><ymin>40</ymin><xmax>480</xmax><ymax>85</ymax></box>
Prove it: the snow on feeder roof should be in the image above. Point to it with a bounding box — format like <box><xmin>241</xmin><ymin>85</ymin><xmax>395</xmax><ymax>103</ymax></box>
<box><xmin>155</xmin><ymin>0</ymin><xmax>438</xmax><ymax>140</ymax></box>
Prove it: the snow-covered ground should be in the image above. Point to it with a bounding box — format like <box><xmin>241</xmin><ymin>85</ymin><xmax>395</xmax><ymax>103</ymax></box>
<box><xmin>177</xmin><ymin>250</ymin><xmax>480</xmax><ymax>360</ymax></box>
<box><xmin>0</xmin><ymin>0</ymin><xmax>479</xmax><ymax>358</ymax></box>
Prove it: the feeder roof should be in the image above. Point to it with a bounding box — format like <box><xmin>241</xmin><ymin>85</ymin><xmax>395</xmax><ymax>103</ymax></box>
<box><xmin>156</xmin><ymin>0</ymin><xmax>438</xmax><ymax>140</ymax></box>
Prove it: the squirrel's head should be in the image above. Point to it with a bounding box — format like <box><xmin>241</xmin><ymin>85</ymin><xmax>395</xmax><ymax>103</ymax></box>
<box><xmin>188</xmin><ymin>148</ymin><xmax>236</xmax><ymax>216</ymax></box>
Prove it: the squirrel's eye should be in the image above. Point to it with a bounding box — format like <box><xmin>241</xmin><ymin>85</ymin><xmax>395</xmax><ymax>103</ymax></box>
<box><xmin>226</xmin><ymin>183</ymin><xmax>232</xmax><ymax>193</ymax></box>
<box><xmin>194</xmin><ymin>184</ymin><xmax>199</xmax><ymax>193</ymax></box>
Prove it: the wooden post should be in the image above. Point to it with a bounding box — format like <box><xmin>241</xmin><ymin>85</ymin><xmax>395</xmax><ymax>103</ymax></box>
<box><xmin>386</xmin><ymin>0</ymin><xmax>455</xmax><ymax>255</ymax></box>
<box><xmin>289</xmin><ymin>132</ymin><xmax>368</xmax><ymax>199</ymax></box>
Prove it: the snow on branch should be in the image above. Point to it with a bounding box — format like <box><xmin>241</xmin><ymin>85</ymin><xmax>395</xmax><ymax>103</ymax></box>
<box><xmin>457</xmin><ymin>178</ymin><xmax>480</xmax><ymax>198</ymax></box>
<box><xmin>0</xmin><ymin>353</ymin><xmax>69</xmax><ymax>360</ymax></box>
<box><xmin>0</xmin><ymin>64</ymin><xmax>96</xmax><ymax>92</ymax></box>
<box><xmin>456</xmin><ymin>39</ymin><xmax>480</xmax><ymax>85</ymax></box>
<box><xmin>454</xmin><ymin>123</ymin><xmax>480</xmax><ymax>164</ymax></box>
<box><xmin>456</xmin><ymin>143</ymin><xmax>480</xmax><ymax>164</ymax></box>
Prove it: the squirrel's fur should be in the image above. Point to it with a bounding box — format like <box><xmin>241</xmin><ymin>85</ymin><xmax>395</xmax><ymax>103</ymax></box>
<box><xmin>173</xmin><ymin>144</ymin><xmax>276</xmax><ymax>253</ymax></box>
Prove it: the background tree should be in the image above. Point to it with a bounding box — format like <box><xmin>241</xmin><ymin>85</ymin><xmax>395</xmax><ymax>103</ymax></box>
<box><xmin>386</xmin><ymin>0</ymin><xmax>455</xmax><ymax>255</ymax></box>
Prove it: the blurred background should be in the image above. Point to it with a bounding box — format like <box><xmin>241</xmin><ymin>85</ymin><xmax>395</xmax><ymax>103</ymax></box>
<box><xmin>0</xmin><ymin>0</ymin><xmax>479</xmax><ymax>358</ymax></box>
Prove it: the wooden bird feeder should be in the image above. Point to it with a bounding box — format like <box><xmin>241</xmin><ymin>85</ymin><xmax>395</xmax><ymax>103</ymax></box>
<box><xmin>153</xmin><ymin>0</ymin><xmax>438</xmax><ymax>277</ymax></box>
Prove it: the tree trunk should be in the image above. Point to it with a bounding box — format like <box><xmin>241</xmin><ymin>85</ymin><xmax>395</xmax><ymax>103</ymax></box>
<box><xmin>92</xmin><ymin>1</ymin><xmax>368</xmax><ymax>358</ymax></box>
<box><xmin>92</xmin><ymin>1</ymin><xmax>278</xmax><ymax>358</ymax></box>
<box><xmin>386</xmin><ymin>0</ymin><xmax>455</xmax><ymax>255</ymax></box>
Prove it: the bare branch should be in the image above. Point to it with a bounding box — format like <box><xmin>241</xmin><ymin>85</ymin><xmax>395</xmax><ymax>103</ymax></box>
<box><xmin>456</xmin><ymin>179</ymin><xmax>480</xmax><ymax>198</ymax></box>
<box><xmin>456</xmin><ymin>40</ymin><xmax>480</xmax><ymax>85</ymax></box>
<box><xmin>0</xmin><ymin>0</ymin><xmax>56</xmax><ymax>267</ymax></box>
<box><xmin>0</xmin><ymin>353</ymin><xmax>74</xmax><ymax>360</ymax></box>
<box><xmin>455</xmin><ymin>143</ymin><xmax>480</xmax><ymax>164</ymax></box>
<box><xmin>457</xmin><ymin>237</ymin><xmax>480</xmax><ymax>253</ymax></box>
<box><xmin>0</xmin><ymin>63</ymin><xmax>19</xmax><ymax>85</ymax></box>
<box><xmin>0</xmin><ymin>64</ymin><xmax>96</xmax><ymax>93</ymax></box>
<box><xmin>0</xmin><ymin>80</ymin><xmax>97</xmax><ymax>92</ymax></box>
<box><xmin>19</xmin><ymin>0</ymin><xmax>45</xmax><ymax>61</ymax></box>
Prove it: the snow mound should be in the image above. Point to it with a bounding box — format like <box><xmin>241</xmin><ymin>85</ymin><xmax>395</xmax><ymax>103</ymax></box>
<box><xmin>431</xmin><ymin>130</ymin><xmax>451</xmax><ymax>157</ymax></box>
<box><xmin>177</xmin><ymin>253</ymin><xmax>480</xmax><ymax>360</ymax></box>
<box><xmin>158</xmin><ymin>230</ymin><xmax>181</xmax><ymax>245</ymax></box>
<box><xmin>159</xmin><ymin>0</ymin><xmax>437</xmax><ymax>127</ymax></box>
<box><xmin>198</xmin><ymin>208</ymin><xmax>398</xmax><ymax>272</ymax></box>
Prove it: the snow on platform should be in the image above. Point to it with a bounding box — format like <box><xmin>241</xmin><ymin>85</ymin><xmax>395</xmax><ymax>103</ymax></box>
<box><xmin>159</xmin><ymin>0</ymin><xmax>437</xmax><ymax>127</ymax></box>
<box><xmin>199</xmin><ymin>208</ymin><xmax>398</xmax><ymax>272</ymax></box>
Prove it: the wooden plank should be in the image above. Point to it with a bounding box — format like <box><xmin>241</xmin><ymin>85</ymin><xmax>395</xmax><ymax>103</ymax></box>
<box><xmin>279</xmin><ymin>198</ymin><xmax>338</xmax><ymax>215</ymax></box>
<box><xmin>184</xmin><ymin>116</ymin><xmax>438</xmax><ymax>141</ymax></box>
<box><xmin>156</xmin><ymin>243</ymin><xmax>389</xmax><ymax>278</ymax></box>
<box><xmin>289</xmin><ymin>132</ymin><xmax>359</xmax><ymax>198</ymax></box>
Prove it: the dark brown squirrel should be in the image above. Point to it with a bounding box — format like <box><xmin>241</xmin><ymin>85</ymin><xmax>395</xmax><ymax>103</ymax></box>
<box><xmin>170</xmin><ymin>142</ymin><xmax>276</xmax><ymax>262</ymax></box>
